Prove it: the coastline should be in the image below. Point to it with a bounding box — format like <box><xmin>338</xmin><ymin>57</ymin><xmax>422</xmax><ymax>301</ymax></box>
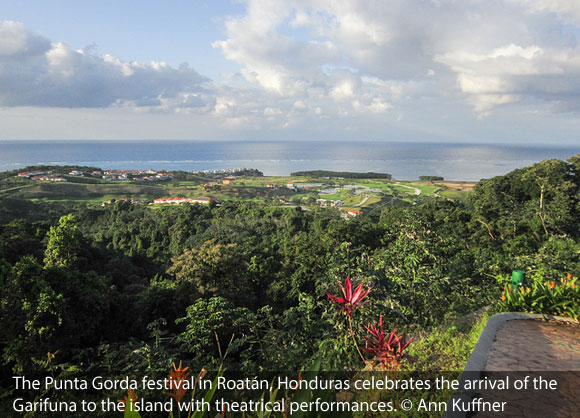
<box><xmin>1</xmin><ymin>140</ymin><xmax>579</xmax><ymax>181</ymax></box>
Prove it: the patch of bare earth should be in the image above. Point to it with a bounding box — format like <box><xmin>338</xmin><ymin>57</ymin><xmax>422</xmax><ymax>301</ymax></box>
<box><xmin>434</xmin><ymin>181</ymin><xmax>476</xmax><ymax>192</ymax></box>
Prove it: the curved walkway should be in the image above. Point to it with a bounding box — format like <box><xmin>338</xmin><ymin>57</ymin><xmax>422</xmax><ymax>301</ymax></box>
<box><xmin>477</xmin><ymin>319</ymin><xmax>580</xmax><ymax>417</ymax></box>
<box><xmin>485</xmin><ymin>319</ymin><xmax>580</xmax><ymax>371</ymax></box>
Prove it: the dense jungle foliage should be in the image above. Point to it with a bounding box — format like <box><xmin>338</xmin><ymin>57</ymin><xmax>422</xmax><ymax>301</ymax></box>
<box><xmin>1</xmin><ymin>155</ymin><xmax>580</xmax><ymax>410</ymax></box>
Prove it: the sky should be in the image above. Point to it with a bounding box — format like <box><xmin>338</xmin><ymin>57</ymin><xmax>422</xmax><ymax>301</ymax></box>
<box><xmin>1</xmin><ymin>0</ymin><xmax>580</xmax><ymax>143</ymax></box>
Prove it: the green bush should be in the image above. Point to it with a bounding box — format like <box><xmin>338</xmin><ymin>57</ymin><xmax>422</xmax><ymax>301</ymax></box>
<box><xmin>498</xmin><ymin>272</ymin><xmax>579</xmax><ymax>319</ymax></box>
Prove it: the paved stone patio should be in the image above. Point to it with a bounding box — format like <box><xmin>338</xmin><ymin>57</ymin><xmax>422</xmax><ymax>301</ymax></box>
<box><xmin>475</xmin><ymin>319</ymin><xmax>580</xmax><ymax>417</ymax></box>
<box><xmin>485</xmin><ymin>320</ymin><xmax>580</xmax><ymax>371</ymax></box>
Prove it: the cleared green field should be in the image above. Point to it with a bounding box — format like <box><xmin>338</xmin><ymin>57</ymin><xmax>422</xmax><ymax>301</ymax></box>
<box><xmin>439</xmin><ymin>189</ymin><xmax>467</xmax><ymax>199</ymax></box>
<box><xmin>0</xmin><ymin>184</ymin><xmax>35</xmax><ymax>197</ymax></box>
<box><xmin>0</xmin><ymin>173</ymin><xmax>474</xmax><ymax>209</ymax></box>
<box><xmin>359</xmin><ymin>195</ymin><xmax>382</xmax><ymax>207</ymax></box>
<box><xmin>6</xmin><ymin>182</ymin><xmax>168</xmax><ymax>201</ymax></box>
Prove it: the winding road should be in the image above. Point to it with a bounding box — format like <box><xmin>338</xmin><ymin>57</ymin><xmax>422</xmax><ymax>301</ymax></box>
<box><xmin>393</xmin><ymin>182</ymin><xmax>421</xmax><ymax>196</ymax></box>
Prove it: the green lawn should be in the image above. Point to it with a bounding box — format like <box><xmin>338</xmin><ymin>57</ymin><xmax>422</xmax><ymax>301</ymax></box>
<box><xmin>0</xmin><ymin>174</ymin><xmax>473</xmax><ymax>209</ymax></box>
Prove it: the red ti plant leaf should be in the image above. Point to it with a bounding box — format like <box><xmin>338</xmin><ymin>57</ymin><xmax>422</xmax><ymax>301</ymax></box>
<box><xmin>363</xmin><ymin>315</ymin><xmax>413</xmax><ymax>370</ymax></box>
<box><xmin>328</xmin><ymin>277</ymin><xmax>372</xmax><ymax>315</ymax></box>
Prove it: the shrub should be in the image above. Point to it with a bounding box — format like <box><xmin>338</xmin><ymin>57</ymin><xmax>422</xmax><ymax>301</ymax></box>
<box><xmin>498</xmin><ymin>272</ymin><xmax>579</xmax><ymax>319</ymax></box>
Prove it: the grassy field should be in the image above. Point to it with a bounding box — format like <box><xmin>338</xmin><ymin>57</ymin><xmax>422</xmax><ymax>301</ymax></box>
<box><xmin>7</xmin><ymin>182</ymin><xmax>168</xmax><ymax>200</ymax></box>
<box><xmin>0</xmin><ymin>173</ymin><xmax>476</xmax><ymax>212</ymax></box>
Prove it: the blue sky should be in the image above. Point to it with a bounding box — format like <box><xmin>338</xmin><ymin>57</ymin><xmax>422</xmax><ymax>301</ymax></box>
<box><xmin>1</xmin><ymin>1</ymin><xmax>242</xmax><ymax>75</ymax></box>
<box><xmin>1</xmin><ymin>0</ymin><xmax>580</xmax><ymax>143</ymax></box>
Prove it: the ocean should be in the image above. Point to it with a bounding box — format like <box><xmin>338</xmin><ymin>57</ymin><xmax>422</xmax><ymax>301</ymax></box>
<box><xmin>0</xmin><ymin>140</ymin><xmax>578</xmax><ymax>181</ymax></box>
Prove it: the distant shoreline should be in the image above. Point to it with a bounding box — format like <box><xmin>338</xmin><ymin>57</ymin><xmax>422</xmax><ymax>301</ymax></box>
<box><xmin>1</xmin><ymin>141</ymin><xmax>579</xmax><ymax>181</ymax></box>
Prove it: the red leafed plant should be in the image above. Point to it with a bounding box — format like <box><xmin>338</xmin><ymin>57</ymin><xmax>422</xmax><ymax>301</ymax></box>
<box><xmin>363</xmin><ymin>315</ymin><xmax>413</xmax><ymax>370</ymax></box>
<box><xmin>327</xmin><ymin>276</ymin><xmax>372</xmax><ymax>316</ymax></box>
<box><xmin>328</xmin><ymin>277</ymin><xmax>373</xmax><ymax>362</ymax></box>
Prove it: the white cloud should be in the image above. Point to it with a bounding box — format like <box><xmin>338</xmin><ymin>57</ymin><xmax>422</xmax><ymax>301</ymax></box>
<box><xmin>4</xmin><ymin>1</ymin><xmax>580</xmax><ymax>140</ymax></box>
<box><xmin>0</xmin><ymin>20</ymin><xmax>211</xmax><ymax>109</ymax></box>
<box><xmin>436</xmin><ymin>41</ymin><xmax>580</xmax><ymax>113</ymax></box>
<box><xmin>293</xmin><ymin>101</ymin><xmax>307</xmax><ymax>111</ymax></box>
<box><xmin>330</xmin><ymin>80</ymin><xmax>355</xmax><ymax>101</ymax></box>
<box><xmin>264</xmin><ymin>106</ymin><xmax>282</xmax><ymax>116</ymax></box>
<box><xmin>513</xmin><ymin>0</ymin><xmax>580</xmax><ymax>22</ymax></box>
<box><xmin>214</xmin><ymin>97</ymin><xmax>237</xmax><ymax>116</ymax></box>
<box><xmin>0</xmin><ymin>21</ymin><xmax>50</xmax><ymax>56</ymax></box>
<box><xmin>212</xmin><ymin>0</ymin><xmax>419</xmax><ymax>123</ymax></box>
<box><xmin>212</xmin><ymin>0</ymin><xmax>580</xmax><ymax>119</ymax></box>
<box><xmin>366</xmin><ymin>98</ymin><xmax>392</xmax><ymax>114</ymax></box>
